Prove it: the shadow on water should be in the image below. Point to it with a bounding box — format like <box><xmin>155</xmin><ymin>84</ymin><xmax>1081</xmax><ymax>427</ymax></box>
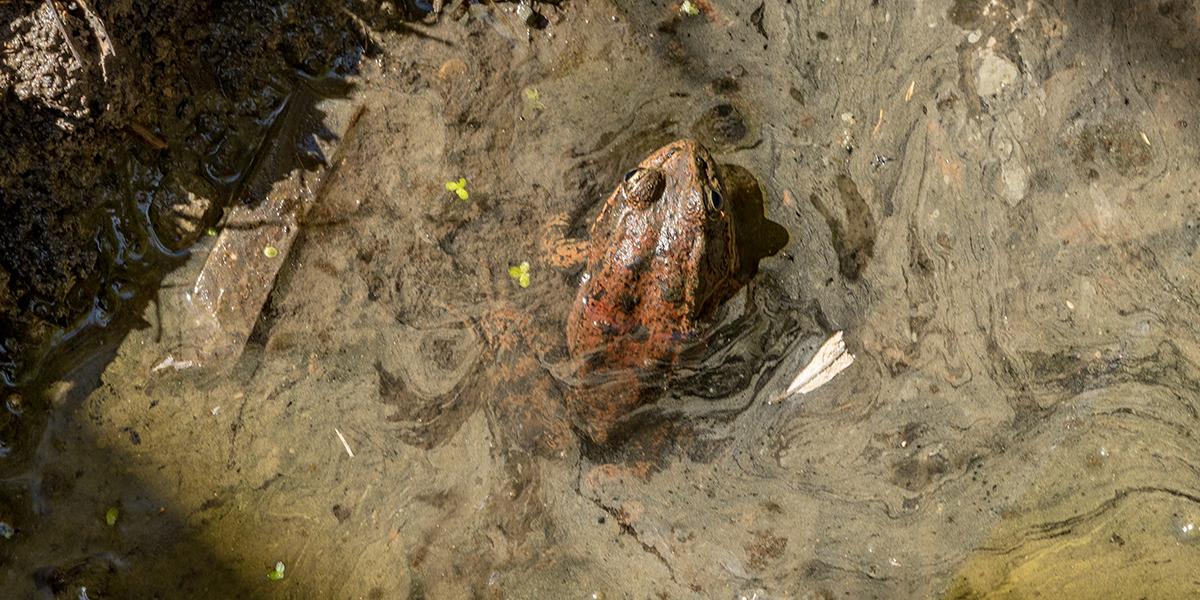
<box><xmin>0</xmin><ymin>0</ymin><xmax>433</xmax><ymax>595</ymax></box>
<box><xmin>1</xmin><ymin>344</ymin><xmax>267</xmax><ymax>598</ymax></box>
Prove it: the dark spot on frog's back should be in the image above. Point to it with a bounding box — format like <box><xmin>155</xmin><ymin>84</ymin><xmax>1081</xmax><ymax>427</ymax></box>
<box><xmin>583</xmin><ymin>350</ymin><xmax>607</xmax><ymax>370</ymax></box>
<box><xmin>618</xmin><ymin>292</ymin><xmax>640</xmax><ymax>314</ymax></box>
<box><xmin>658</xmin><ymin>280</ymin><xmax>684</xmax><ymax>305</ymax></box>
<box><xmin>598</xmin><ymin>321</ymin><xmax>620</xmax><ymax>339</ymax></box>
<box><xmin>624</xmin><ymin>253</ymin><xmax>652</xmax><ymax>275</ymax></box>
<box><xmin>629</xmin><ymin>324</ymin><xmax>651</xmax><ymax>342</ymax></box>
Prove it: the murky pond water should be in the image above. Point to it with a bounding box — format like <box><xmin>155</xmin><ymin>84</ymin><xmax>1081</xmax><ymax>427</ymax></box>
<box><xmin>5</xmin><ymin>0</ymin><xmax>1200</xmax><ymax>597</ymax></box>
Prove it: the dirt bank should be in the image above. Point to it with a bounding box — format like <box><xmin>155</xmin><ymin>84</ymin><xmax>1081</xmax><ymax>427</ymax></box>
<box><xmin>0</xmin><ymin>0</ymin><xmax>370</xmax><ymax>384</ymax></box>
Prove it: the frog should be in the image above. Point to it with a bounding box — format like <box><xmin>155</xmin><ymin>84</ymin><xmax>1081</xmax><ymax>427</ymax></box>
<box><xmin>543</xmin><ymin>138</ymin><xmax>742</xmax><ymax>443</ymax></box>
<box><xmin>379</xmin><ymin>139</ymin><xmax>746</xmax><ymax>455</ymax></box>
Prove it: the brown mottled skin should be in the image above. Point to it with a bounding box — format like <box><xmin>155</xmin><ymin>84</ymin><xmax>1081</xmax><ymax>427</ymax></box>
<box><xmin>549</xmin><ymin>139</ymin><xmax>741</xmax><ymax>442</ymax></box>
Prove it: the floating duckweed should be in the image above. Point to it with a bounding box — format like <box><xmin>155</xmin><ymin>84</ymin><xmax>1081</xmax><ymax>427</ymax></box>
<box><xmin>263</xmin><ymin>245</ymin><xmax>279</xmax><ymax>258</ymax></box>
<box><xmin>445</xmin><ymin>177</ymin><xmax>469</xmax><ymax>201</ymax></box>
<box><xmin>508</xmin><ymin>261</ymin><xmax>531</xmax><ymax>288</ymax></box>
<box><xmin>105</xmin><ymin>507</ymin><xmax>119</xmax><ymax>527</ymax></box>
<box><xmin>522</xmin><ymin>86</ymin><xmax>545</xmax><ymax>111</ymax></box>
<box><xmin>680</xmin><ymin>0</ymin><xmax>700</xmax><ymax>16</ymax></box>
<box><xmin>268</xmin><ymin>561</ymin><xmax>286</xmax><ymax>580</ymax></box>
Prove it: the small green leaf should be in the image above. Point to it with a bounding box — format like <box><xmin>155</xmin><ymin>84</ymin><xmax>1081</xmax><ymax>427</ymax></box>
<box><xmin>508</xmin><ymin>261</ymin><xmax>531</xmax><ymax>288</ymax></box>
<box><xmin>268</xmin><ymin>561</ymin><xmax>286</xmax><ymax>580</ymax></box>
<box><xmin>445</xmin><ymin>178</ymin><xmax>470</xmax><ymax>201</ymax></box>
<box><xmin>522</xmin><ymin>86</ymin><xmax>546</xmax><ymax>111</ymax></box>
<box><xmin>105</xmin><ymin>507</ymin><xmax>119</xmax><ymax>527</ymax></box>
<box><xmin>205</xmin><ymin>227</ymin><xmax>218</xmax><ymax>237</ymax></box>
<box><xmin>680</xmin><ymin>0</ymin><xmax>700</xmax><ymax>16</ymax></box>
<box><xmin>263</xmin><ymin>245</ymin><xmax>279</xmax><ymax>258</ymax></box>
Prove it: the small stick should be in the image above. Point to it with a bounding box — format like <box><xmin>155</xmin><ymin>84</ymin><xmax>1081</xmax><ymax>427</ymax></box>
<box><xmin>127</xmin><ymin>122</ymin><xmax>167</xmax><ymax>150</ymax></box>
<box><xmin>335</xmin><ymin>428</ymin><xmax>355</xmax><ymax>458</ymax></box>
<box><xmin>76</xmin><ymin>0</ymin><xmax>115</xmax><ymax>80</ymax></box>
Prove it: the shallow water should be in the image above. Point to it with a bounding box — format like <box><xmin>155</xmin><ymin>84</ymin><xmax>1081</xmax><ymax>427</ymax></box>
<box><xmin>5</xmin><ymin>0</ymin><xmax>1200</xmax><ymax>597</ymax></box>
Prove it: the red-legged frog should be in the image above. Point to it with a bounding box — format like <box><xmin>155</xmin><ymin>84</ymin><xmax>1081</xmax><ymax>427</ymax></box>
<box><xmin>546</xmin><ymin>139</ymin><xmax>742</xmax><ymax>442</ymax></box>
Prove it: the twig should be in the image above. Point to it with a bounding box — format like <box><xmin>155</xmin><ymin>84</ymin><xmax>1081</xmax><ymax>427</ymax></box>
<box><xmin>127</xmin><ymin>122</ymin><xmax>167</xmax><ymax>150</ymax></box>
<box><xmin>335</xmin><ymin>428</ymin><xmax>355</xmax><ymax>458</ymax></box>
<box><xmin>76</xmin><ymin>0</ymin><xmax>115</xmax><ymax>80</ymax></box>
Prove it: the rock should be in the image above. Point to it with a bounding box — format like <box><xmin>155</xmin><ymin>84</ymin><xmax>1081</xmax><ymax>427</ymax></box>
<box><xmin>437</xmin><ymin>58</ymin><xmax>468</xmax><ymax>81</ymax></box>
<box><xmin>976</xmin><ymin>47</ymin><xmax>1018</xmax><ymax>98</ymax></box>
<box><xmin>999</xmin><ymin>158</ymin><xmax>1029</xmax><ymax>206</ymax></box>
<box><xmin>516</xmin><ymin>1</ymin><xmax>548</xmax><ymax>29</ymax></box>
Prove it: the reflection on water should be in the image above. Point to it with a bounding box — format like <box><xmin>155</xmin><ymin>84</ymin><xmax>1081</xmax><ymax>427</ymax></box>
<box><xmin>6</xmin><ymin>0</ymin><xmax>1200</xmax><ymax>597</ymax></box>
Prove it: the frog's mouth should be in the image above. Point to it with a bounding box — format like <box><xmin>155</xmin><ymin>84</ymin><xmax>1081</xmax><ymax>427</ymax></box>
<box><xmin>686</xmin><ymin>229</ymin><xmax>738</xmax><ymax>321</ymax></box>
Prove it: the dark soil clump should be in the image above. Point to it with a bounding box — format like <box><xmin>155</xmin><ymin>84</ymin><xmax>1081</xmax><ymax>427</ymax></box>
<box><xmin>0</xmin><ymin>0</ymin><xmax>368</xmax><ymax>384</ymax></box>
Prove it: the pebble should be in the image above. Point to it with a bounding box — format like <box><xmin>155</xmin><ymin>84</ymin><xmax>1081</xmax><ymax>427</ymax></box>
<box><xmin>438</xmin><ymin>58</ymin><xmax>468</xmax><ymax>81</ymax></box>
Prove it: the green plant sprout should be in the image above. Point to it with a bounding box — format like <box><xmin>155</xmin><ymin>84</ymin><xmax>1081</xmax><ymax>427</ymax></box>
<box><xmin>105</xmin><ymin>507</ymin><xmax>119</xmax><ymax>527</ymax></box>
<box><xmin>680</xmin><ymin>0</ymin><xmax>700</xmax><ymax>16</ymax></box>
<box><xmin>445</xmin><ymin>178</ymin><xmax>469</xmax><ymax>201</ymax></box>
<box><xmin>267</xmin><ymin>561</ymin><xmax>285</xmax><ymax>581</ymax></box>
<box><xmin>508</xmin><ymin>261</ymin><xmax>531</xmax><ymax>288</ymax></box>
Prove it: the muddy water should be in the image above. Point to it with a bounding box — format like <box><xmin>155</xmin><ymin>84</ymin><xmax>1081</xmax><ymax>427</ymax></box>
<box><xmin>5</xmin><ymin>0</ymin><xmax>1200</xmax><ymax>597</ymax></box>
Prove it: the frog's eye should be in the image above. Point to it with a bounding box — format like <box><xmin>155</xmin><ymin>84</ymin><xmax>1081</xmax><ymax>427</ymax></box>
<box><xmin>706</xmin><ymin>188</ymin><xmax>724</xmax><ymax>212</ymax></box>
